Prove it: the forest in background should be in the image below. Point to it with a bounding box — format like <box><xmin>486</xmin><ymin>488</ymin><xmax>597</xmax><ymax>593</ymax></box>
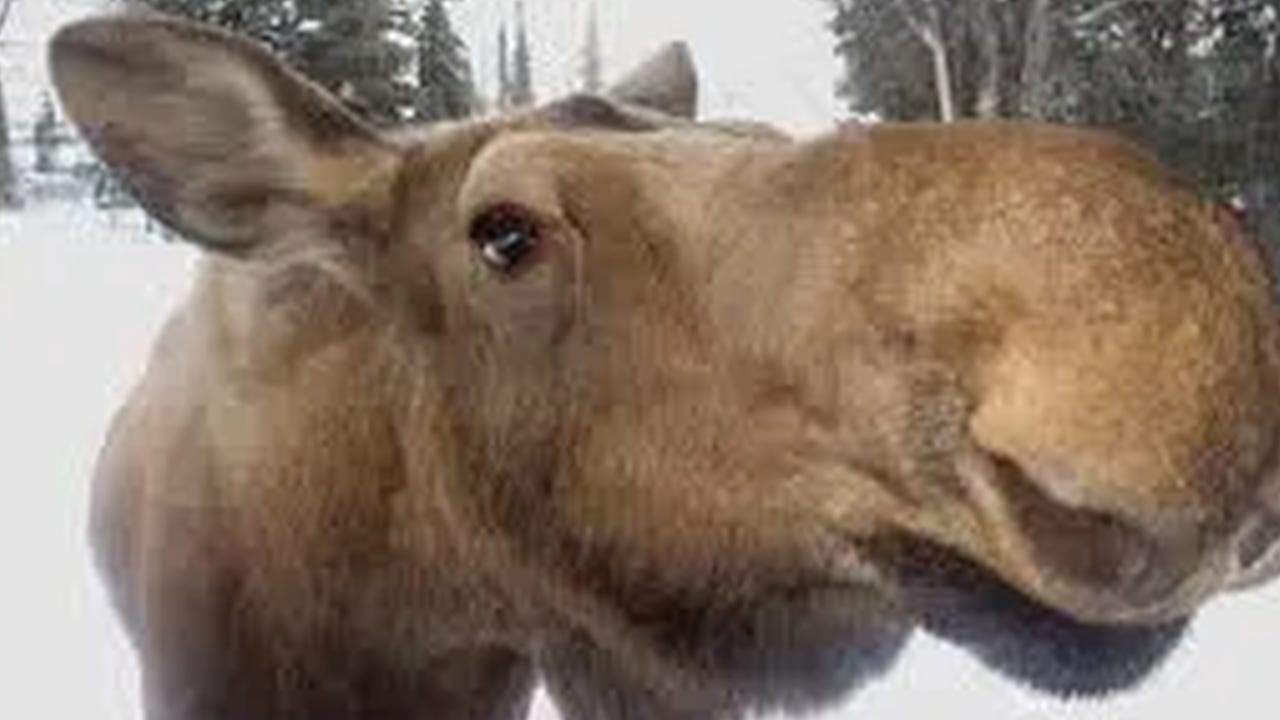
<box><xmin>0</xmin><ymin>0</ymin><xmax>1277</xmax><ymax>259</ymax></box>
<box><xmin>830</xmin><ymin>0</ymin><xmax>1280</xmax><ymax>252</ymax></box>
<box><xmin>0</xmin><ymin>0</ymin><xmax>579</xmax><ymax>211</ymax></box>
<box><xmin>130</xmin><ymin>0</ymin><xmax>479</xmax><ymax>125</ymax></box>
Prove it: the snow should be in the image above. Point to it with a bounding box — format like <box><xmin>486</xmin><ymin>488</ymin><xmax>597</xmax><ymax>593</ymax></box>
<box><xmin>4</xmin><ymin>199</ymin><xmax>1280</xmax><ymax>719</ymax></box>
<box><xmin>0</xmin><ymin>201</ymin><xmax>191</xmax><ymax>720</ymax></box>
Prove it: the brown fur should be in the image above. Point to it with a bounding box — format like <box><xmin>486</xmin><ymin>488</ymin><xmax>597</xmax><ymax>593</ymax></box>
<box><xmin>52</xmin><ymin>14</ymin><xmax>1280</xmax><ymax>720</ymax></box>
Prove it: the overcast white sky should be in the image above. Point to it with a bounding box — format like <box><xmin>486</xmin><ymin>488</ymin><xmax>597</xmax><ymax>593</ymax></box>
<box><xmin>2</xmin><ymin>0</ymin><xmax>841</xmax><ymax>134</ymax></box>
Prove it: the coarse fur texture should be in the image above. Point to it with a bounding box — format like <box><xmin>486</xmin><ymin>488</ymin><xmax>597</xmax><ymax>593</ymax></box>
<box><xmin>51</xmin><ymin>12</ymin><xmax>1280</xmax><ymax>720</ymax></box>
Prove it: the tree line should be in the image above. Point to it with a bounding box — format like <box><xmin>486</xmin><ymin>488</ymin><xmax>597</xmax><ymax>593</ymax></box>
<box><xmin>122</xmin><ymin>0</ymin><xmax>597</xmax><ymax>120</ymax></box>
<box><xmin>0</xmin><ymin>0</ymin><xmax>484</xmax><ymax>208</ymax></box>
<box><xmin>3</xmin><ymin>0</ymin><xmax>1276</xmax><ymax>257</ymax></box>
<box><xmin>128</xmin><ymin>0</ymin><xmax>477</xmax><ymax>125</ymax></box>
<box><xmin>829</xmin><ymin>0</ymin><xmax>1280</xmax><ymax>250</ymax></box>
<box><xmin>0</xmin><ymin>0</ymin><xmax>609</xmax><ymax>209</ymax></box>
<box><xmin>1</xmin><ymin>0</ymin><xmax>18</xmax><ymax>208</ymax></box>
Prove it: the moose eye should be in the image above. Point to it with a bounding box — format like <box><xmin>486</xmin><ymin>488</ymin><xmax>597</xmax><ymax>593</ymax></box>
<box><xmin>469</xmin><ymin>206</ymin><xmax>541</xmax><ymax>273</ymax></box>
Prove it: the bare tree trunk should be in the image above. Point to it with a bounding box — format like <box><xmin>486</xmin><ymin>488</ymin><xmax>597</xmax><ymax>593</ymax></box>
<box><xmin>894</xmin><ymin>0</ymin><xmax>956</xmax><ymax>122</ymax></box>
<box><xmin>974</xmin><ymin>0</ymin><xmax>1002</xmax><ymax>119</ymax></box>
<box><xmin>926</xmin><ymin>30</ymin><xmax>956</xmax><ymax>122</ymax></box>
<box><xmin>1073</xmin><ymin>0</ymin><xmax>1144</xmax><ymax>27</ymax></box>
<box><xmin>0</xmin><ymin>0</ymin><xmax>19</xmax><ymax>208</ymax></box>
<box><xmin>1018</xmin><ymin>0</ymin><xmax>1053</xmax><ymax>119</ymax></box>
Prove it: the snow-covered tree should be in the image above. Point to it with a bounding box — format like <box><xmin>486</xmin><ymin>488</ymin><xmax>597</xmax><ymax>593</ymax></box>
<box><xmin>511</xmin><ymin>1</ymin><xmax>535</xmax><ymax>106</ymax></box>
<box><xmin>581</xmin><ymin>2</ymin><xmax>603</xmax><ymax>94</ymax></box>
<box><xmin>0</xmin><ymin>0</ymin><xmax>21</xmax><ymax>208</ymax></box>
<box><xmin>414</xmin><ymin>0</ymin><xmax>474</xmax><ymax>121</ymax></box>
<box><xmin>828</xmin><ymin>0</ymin><xmax>1280</xmax><ymax>259</ymax></box>
<box><xmin>33</xmin><ymin>94</ymin><xmax>61</xmax><ymax>174</ymax></box>
<box><xmin>290</xmin><ymin>0</ymin><xmax>416</xmax><ymax>125</ymax></box>
<box><xmin>497</xmin><ymin>25</ymin><xmax>513</xmax><ymax>109</ymax></box>
<box><xmin>129</xmin><ymin>0</ymin><xmax>296</xmax><ymax>49</ymax></box>
<box><xmin>132</xmin><ymin>0</ymin><xmax>417</xmax><ymax>125</ymax></box>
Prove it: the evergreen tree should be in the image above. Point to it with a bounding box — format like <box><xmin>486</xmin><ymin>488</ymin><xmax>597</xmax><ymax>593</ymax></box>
<box><xmin>0</xmin><ymin>78</ymin><xmax>14</xmax><ymax>208</ymax></box>
<box><xmin>828</xmin><ymin>0</ymin><xmax>1280</xmax><ymax>257</ymax></box>
<box><xmin>830</xmin><ymin>0</ymin><xmax>971</xmax><ymax>121</ymax></box>
<box><xmin>511</xmin><ymin>1</ymin><xmax>535</xmax><ymax>106</ymax></box>
<box><xmin>291</xmin><ymin>0</ymin><xmax>416</xmax><ymax>125</ymax></box>
<box><xmin>0</xmin><ymin>79</ymin><xmax>18</xmax><ymax>208</ymax></box>
<box><xmin>0</xmin><ymin>0</ymin><xmax>20</xmax><ymax>208</ymax></box>
<box><xmin>33</xmin><ymin>94</ymin><xmax>61</xmax><ymax>174</ymax></box>
<box><xmin>581</xmin><ymin>2</ymin><xmax>603</xmax><ymax>94</ymax></box>
<box><xmin>414</xmin><ymin>0</ymin><xmax>474</xmax><ymax>121</ymax></box>
<box><xmin>132</xmin><ymin>0</ymin><xmax>416</xmax><ymax>126</ymax></box>
<box><xmin>497</xmin><ymin>25</ymin><xmax>513</xmax><ymax>109</ymax></box>
<box><xmin>129</xmin><ymin>0</ymin><xmax>296</xmax><ymax>50</ymax></box>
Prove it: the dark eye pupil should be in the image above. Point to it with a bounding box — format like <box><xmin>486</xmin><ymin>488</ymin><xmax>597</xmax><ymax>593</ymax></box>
<box><xmin>482</xmin><ymin>229</ymin><xmax>533</xmax><ymax>269</ymax></box>
<box><xmin>470</xmin><ymin>210</ymin><xmax>538</xmax><ymax>271</ymax></box>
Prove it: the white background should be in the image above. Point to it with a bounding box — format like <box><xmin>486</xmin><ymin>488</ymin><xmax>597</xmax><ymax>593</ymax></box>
<box><xmin>3</xmin><ymin>1</ymin><xmax>1279</xmax><ymax>719</ymax></box>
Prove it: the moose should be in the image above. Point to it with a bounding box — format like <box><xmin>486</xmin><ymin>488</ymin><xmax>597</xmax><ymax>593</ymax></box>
<box><xmin>51</xmin><ymin>12</ymin><xmax>1280</xmax><ymax>720</ymax></box>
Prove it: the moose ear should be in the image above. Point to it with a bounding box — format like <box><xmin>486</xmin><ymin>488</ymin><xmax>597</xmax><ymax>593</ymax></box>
<box><xmin>607</xmin><ymin>42</ymin><xmax>699</xmax><ymax>119</ymax></box>
<box><xmin>49</xmin><ymin>15</ymin><xmax>398</xmax><ymax>252</ymax></box>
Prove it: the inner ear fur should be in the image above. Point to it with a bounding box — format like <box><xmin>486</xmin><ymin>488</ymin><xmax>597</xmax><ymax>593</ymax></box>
<box><xmin>49</xmin><ymin>14</ymin><xmax>399</xmax><ymax>251</ymax></box>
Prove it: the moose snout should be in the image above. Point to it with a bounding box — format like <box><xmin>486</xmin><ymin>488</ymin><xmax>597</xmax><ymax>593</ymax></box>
<box><xmin>945</xmin><ymin>296</ymin><xmax>1280</xmax><ymax>624</ymax></box>
<box><xmin>911</xmin><ymin>449</ymin><xmax>1280</xmax><ymax>628</ymax></box>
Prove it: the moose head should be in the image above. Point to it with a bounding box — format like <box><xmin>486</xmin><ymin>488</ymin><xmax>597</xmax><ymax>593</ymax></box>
<box><xmin>51</xmin><ymin>13</ymin><xmax>1280</xmax><ymax>719</ymax></box>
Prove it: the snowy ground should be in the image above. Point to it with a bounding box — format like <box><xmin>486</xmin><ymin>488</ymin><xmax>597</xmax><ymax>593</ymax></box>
<box><xmin>4</xmin><ymin>200</ymin><xmax>1280</xmax><ymax>719</ymax></box>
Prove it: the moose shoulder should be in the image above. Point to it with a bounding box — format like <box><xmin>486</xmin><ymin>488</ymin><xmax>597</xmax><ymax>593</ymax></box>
<box><xmin>52</xmin><ymin>13</ymin><xmax>1280</xmax><ymax>720</ymax></box>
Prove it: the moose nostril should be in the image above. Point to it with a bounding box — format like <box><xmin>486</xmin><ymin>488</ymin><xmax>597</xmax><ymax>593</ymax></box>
<box><xmin>1228</xmin><ymin>509</ymin><xmax>1280</xmax><ymax>590</ymax></box>
<box><xmin>1227</xmin><ymin>449</ymin><xmax>1280</xmax><ymax>591</ymax></box>
<box><xmin>982</xmin><ymin>454</ymin><xmax>1176</xmax><ymax>602</ymax></box>
<box><xmin>1238</xmin><ymin>514</ymin><xmax>1280</xmax><ymax>568</ymax></box>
